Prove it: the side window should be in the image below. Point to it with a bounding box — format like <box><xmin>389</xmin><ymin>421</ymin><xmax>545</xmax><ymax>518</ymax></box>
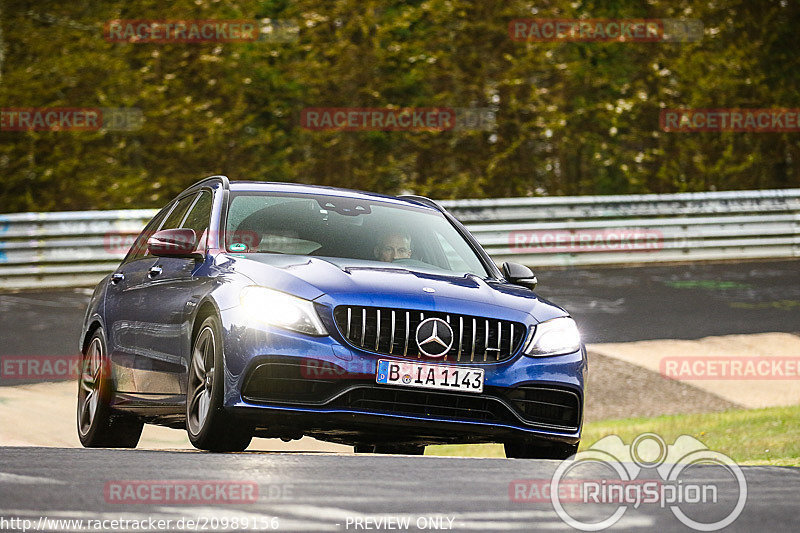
<box><xmin>160</xmin><ymin>193</ymin><xmax>197</xmax><ymax>230</ymax></box>
<box><xmin>181</xmin><ymin>190</ymin><xmax>213</xmax><ymax>237</ymax></box>
<box><xmin>124</xmin><ymin>207</ymin><xmax>171</xmax><ymax>263</ymax></box>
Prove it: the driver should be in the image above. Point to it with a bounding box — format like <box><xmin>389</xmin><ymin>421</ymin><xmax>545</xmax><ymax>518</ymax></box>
<box><xmin>374</xmin><ymin>232</ymin><xmax>412</xmax><ymax>262</ymax></box>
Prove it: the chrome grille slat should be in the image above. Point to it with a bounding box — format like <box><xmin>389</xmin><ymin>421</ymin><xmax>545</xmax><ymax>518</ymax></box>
<box><xmin>497</xmin><ymin>321</ymin><xmax>502</xmax><ymax>358</ymax></box>
<box><xmin>389</xmin><ymin>310</ymin><xmax>395</xmax><ymax>354</ymax></box>
<box><xmin>470</xmin><ymin>318</ymin><xmax>476</xmax><ymax>362</ymax></box>
<box><xmin>375</xmin><ymin>309</ymin><xmax>381</xmax><ymax>351</ymax></box>
<box><xmin>361</xmin><ymin>309</ymin><xmax>366</xmax><ymax>347</ymax></box>
<box><xmin>334</xmin><ymin>306</ymin><xmax>524</xmax><ymax>364</ymax></box>
<box><xmin>418</xmin><ymin>312</ymin><xmax>424</xmax><ymax>359</ymax></box>
<box><xmin>444</xmin><ymin>315</ymin><xmax>450</xmax><ymax>361</ymax></box>
<box><xmin>484</xmin><ymin>319</ymin><xmax>489</xmax><ymax>362</ymax></box>
<box><xmin>458</xmin><ymin>316</ymin><xmax>464</xmax><ymax>358</ymax></box>
<box><xmin>403</xmin><ymin>311</ymin><xmax>409</xmax><ymax>357</ymax></box>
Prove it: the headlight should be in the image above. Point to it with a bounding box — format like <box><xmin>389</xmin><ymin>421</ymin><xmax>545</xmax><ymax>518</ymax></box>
<box><xmin>523</xmin><ymin>317</ymin><xmax>581</xmax><ymax>357</ymax></box>
<box><xmin>239</xmin><ymin>286</ymin><xmax>328</xmax><ymax>336</ymax></box>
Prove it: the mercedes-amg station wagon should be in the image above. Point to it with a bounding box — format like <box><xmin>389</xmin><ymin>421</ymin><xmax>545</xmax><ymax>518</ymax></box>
<box><xmin>78</xmin><ymin>176</ymin><xmax>586</xmax><ymax>458</ymax></box>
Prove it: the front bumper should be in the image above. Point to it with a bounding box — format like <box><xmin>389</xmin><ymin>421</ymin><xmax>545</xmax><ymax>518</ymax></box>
<box><xmin>218</xmin><ymin>306</ymin><xmax>586</xmax><ymax>445</ymax></box>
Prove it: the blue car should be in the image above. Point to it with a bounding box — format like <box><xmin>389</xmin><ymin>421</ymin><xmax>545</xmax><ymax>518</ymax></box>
<box><xmin>77</xmin><ymin>176</ymin><xmax>586</xmax><ymax>457</ymax></box>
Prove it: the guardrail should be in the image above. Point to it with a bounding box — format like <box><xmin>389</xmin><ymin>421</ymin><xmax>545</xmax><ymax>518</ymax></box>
<box><xmin>0</xmin><ymin>209</ymin><xmax>157</xmax><ymax>290</ymax></box>
<box><xmin>1</xmin><ymin>189</ymin><xmax>798</xmax><ymax>290</ymax></box>
<box><xmin>441</xmin><ymin>189</ymin><xmax>800</xmax><ymax>267</ymax></box>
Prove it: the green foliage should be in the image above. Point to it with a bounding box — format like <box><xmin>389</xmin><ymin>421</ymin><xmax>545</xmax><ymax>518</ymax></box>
<box><xmin>1</xmin><ymin>0</ymin><xmax>798</xmax><ymax>212</ymax></box>
<box><xmin>426</xmin><ymin>404</ymin><xmax>800</xmax><ymax>465</ymax></box>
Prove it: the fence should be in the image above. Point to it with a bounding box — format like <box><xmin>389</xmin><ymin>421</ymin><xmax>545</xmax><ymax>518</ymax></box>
<box><xmin>441</xmin><ymin>188</ymin><xmax>800</xmax><ymax>267</ymax></box>
<box><xmin>1</xmin><ymin>189</ymin><xmax>798</xmax><ymax>290</ymax></box>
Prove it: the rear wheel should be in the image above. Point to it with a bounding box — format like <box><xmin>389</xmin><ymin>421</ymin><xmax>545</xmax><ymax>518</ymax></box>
<box><xmin>77</xmin><ymin>329</ymin><xmax>143</xmax><ymax>448</ymax></box>
<box><xmin>504</xmin><ymin>440</ymin><xmax>578</xmax><ymax>460</ymax></box>
<box><xmin>186</xmin><ymin>315</ymin><xmax>252</xmax><ymax>452</ymax></box>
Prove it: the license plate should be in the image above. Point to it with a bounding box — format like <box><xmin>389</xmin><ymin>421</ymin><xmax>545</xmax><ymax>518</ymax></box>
<box><xmin>376</xmin><ymin>360</ymin><xmax>484</xmax><ymax>393</ymax></box>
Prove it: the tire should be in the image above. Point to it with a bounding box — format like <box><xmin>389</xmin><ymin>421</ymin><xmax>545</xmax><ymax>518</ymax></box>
<box><xmin>355</xmin><ymin>443</ymin><xmax>426</xmax><ymax>455</ymax></box>
<box><xmin>504</xmin><ymin>440</ymin><xmax>578</xmax><ymax>460</ymax></box>
<box><xmin>77</xmin><ymin>328</ymin><xmax>143</xmax><ymax>448</ymax></box>
<box><xmin>186</xmin><ymin>315</ymin><xmax>252</xmax><ymax>452</ymax></box>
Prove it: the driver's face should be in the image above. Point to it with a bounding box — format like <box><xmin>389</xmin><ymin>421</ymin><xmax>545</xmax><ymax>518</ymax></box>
<box><xmin>375</xmin><ymin>234</ymin><xmax>412</xmax><ymax>262</ymax></box>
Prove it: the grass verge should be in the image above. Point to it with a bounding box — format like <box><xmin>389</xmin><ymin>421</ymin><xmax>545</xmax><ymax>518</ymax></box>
<box><xmin>425</xmin><ymin>404</ymin><xmax>800</xmax><ymax>466</ymax></box>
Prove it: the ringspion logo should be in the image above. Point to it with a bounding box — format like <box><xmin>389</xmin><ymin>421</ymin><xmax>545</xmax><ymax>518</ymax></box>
<box><xmin>539</xmin><ymin>433</ymin><xmax>747</xmax><ymax>531</ymax></box>
<box><xmin>510</xmin><ymin>479</ymin><xmax>663</xmax><ymax>503</ymax></box>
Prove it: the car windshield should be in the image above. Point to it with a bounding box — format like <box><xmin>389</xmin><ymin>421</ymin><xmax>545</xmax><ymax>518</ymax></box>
<box><xmin>225</xmin><ymin>191</ymin><xmax>489</xmax><ymax>277</ymax></box>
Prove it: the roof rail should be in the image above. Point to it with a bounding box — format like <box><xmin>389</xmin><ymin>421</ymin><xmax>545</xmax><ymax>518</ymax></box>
<box><xmin>186</xmin><ymin>175</ymin><xmax>230</xmax><ymax>191</ymax></box>
<box><xmin>397</xmin><ymin>194</ymin><xmax>444</xmax><ymax>212</ymax></box>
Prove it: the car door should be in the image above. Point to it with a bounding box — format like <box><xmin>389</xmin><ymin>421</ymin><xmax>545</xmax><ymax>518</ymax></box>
<box><xmin>132</xmin><ymin>189</ymin><xmax>214</xmax><ymax>397</ymax></box>
<box><xmin>105</xmin><ymin>204</ymin><xmax>173</xmax><ymax>394</ymax></box>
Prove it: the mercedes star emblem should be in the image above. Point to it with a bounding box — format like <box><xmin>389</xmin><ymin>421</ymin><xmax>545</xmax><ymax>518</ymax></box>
<box><xmin>415</xmin><ymin>318</ymin><xmax>454</xmax><ymax>357</ymax></box>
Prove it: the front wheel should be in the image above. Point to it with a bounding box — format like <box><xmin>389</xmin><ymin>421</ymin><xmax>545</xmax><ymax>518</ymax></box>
<box><xmin>504</xmin><ymin>440</ymin><xmax>578</xmax><ymax>460</ymax></box>
<box><xmin>186</xmin><ymin>315</ymin><xmax>252</xmax><ymax>452</ymax></box>
<box><xmin>77</xmin><ymin>328</ymin><xmax>143</xmax><ymax>448</ymax></box>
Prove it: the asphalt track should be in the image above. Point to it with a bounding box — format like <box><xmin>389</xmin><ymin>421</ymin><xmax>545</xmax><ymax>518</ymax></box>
<box><xmin>1</xmin><ymin>259</ymin><xmax>798</xmax><ymax>361</ymax></box>
<box><xmin>0</xmin><ymin>447</ymin><xmax>797</xmax><ymax>532</ymax></box>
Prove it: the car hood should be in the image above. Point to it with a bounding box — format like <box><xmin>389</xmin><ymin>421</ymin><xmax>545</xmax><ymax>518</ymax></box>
<box><xmin>223</xmin><ymin>254</ymin><xmax>567</xmax><ymax>323</ymax></box>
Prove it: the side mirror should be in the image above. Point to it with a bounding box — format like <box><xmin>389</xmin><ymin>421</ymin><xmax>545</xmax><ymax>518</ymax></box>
<box><xmin>147</xmin><ymin>228</ymin><xmax>200</xmax><ymax>258</ymax></box>
<box><xmin>502</xmin><ymin>262</ymin><xmax>538</xmax><ymax>290</ymax></box>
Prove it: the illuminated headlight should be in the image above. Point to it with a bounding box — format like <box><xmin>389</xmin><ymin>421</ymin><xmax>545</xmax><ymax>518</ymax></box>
<box><xmin>239</xmin><ymin>286</ymin><xmax>328</xmax><ymax>336</ymax></box>
<box><xmin>523</xmin><ymin>317</ymin><xmax>581</xmax><ymax>357</ymax></box>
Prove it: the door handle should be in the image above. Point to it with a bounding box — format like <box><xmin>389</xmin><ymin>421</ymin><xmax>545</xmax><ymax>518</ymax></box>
<box><xmin>110</xmin><ymin>272</ymin><xmax>124</xmax><ymax>285</ymax></box>
<box><xmin>148</xmin><ymin>265</ymin><xmax>163</xmax><ymax>278</ymax></box>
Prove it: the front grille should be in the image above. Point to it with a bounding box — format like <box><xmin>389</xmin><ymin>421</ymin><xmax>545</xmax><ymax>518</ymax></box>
<box><xmin>333</xmin><ymin>306</ymin><xmax>526</xmax><ymax>363</ymax></box>
<box><xmin>334</xmin><ymin>387</ymin><xmax>513</xmax><ymax>424</ymax></box>
<box><xmin>503</xmin><ymin>386</ymin><xmax>581</xmax><ymax>429</ymax></box>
